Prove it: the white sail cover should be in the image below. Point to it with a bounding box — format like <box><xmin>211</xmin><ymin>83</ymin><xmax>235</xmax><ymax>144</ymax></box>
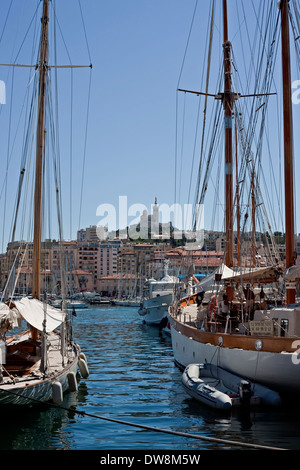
<box><xmin>14</xmin><ymin>297</ymin><xmax>64</xmax><ymax>333</ymax></box>
<box><xmin>195</xmin><ymin>264</ymin><xmax>235</xmax><ymax>292</ymax></box>
<box><xmin>0</xmin><ymin>302</ymin><xmax>10</xmax><ymax>318</ymax></box>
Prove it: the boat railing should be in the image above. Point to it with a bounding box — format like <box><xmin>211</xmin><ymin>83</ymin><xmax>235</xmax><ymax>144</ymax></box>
<box><xmin>171</xmin><ymin>293</ymin><xmax>299</xmax><ymax>338</ymax></box>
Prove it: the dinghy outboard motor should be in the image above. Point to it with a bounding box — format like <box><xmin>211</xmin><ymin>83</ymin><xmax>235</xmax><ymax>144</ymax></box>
<box><xmin>239</xmin><ymin>380</ymin><xmax>252</xmax><ymax>407</ymax></box>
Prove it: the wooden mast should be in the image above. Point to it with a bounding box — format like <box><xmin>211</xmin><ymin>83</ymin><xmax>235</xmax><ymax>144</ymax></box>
<box><xmin>32</xmin><ymin>0</ymin><xmax>49</xmax><ymax>338</ymax></box>
<box><xmin>280</xmin><ymin>0</ymin><xmax>296</xmax><ymax>305</ymax></box>
<box><xmin>223</xmin><ymin>0</ymin><xmax>234</xmax><ymax>268</ymax></box>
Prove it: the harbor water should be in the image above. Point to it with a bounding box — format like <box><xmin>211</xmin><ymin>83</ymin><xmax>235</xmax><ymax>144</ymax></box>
<box><xmin>1</xmin><ymin>305</ymin><xmax>300</xmax><ymax>451</ymax></box>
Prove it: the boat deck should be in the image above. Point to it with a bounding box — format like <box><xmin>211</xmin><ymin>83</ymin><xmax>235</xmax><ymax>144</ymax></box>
<box><xmin>0</xmin><ymin>331</ymin><xmax>76</xmax><ymax>391</ymax></box>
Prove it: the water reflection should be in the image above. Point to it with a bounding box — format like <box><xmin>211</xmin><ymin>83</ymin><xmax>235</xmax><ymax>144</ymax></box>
<box><xmin>1</xmin><ymin>391</ymin><xmax>79</xmax><ymax>450</ymax></box>
<box><xmin>1</xmin><ymin>306</ymin><xmax>300</xmax><ymax>450</ymax></box>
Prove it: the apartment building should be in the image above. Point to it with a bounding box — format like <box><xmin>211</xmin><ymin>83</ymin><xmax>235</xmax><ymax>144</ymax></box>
<box><xmin>99</xmin><ymin>240</ymin><xmax>121</xmax><ymax>276</ymax></box>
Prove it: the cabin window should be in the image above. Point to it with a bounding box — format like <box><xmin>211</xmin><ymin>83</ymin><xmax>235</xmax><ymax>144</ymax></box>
<box><xmin>280</xmin><ymin>319</ymin><xmax>289</xmax><ymax>337</ymax></box>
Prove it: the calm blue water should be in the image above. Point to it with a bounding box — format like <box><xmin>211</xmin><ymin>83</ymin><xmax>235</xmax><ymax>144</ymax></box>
<box><xmin>1</xmin><ymin>306</ymin><xmax>300</xmax><ymax>451</ymax></box>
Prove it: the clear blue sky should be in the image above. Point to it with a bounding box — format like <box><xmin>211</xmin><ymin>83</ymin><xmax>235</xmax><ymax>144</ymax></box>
<box><xmin>0</xmin><ymin>0</ymin><xmax>299</xmax><ymax>248</ymax></box>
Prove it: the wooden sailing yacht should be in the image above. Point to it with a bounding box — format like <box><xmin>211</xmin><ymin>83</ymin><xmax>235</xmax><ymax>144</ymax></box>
<box><xmin>170</xmin><ymin>0</ymin><xmax>300</xmax><ymax>395</ymax></box>
<box><xmin>0</xmin><ymin>0</ymin><xmax>89</xmax><ymax>406</ymax></box>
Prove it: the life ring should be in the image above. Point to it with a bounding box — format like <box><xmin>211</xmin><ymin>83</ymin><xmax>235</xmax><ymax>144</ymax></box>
<box><xmin>209</xmin><ymin>295</ymin><xmax>217</xmax><ymax>319</ymax></box>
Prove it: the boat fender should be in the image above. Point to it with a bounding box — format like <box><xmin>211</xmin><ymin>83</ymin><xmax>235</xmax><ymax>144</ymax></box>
<box><xmin>52</xmin><ymin>381</ymin><xmax>63</xmax><ymax>405</ymax></box>
<box><xmin>79</xmin><ymin>352</ymin><xmax>88</xmax><ymax>364</ymax></box>
<box><xmin>239</xmin><ymin>380</ymin><xmax>252</xmax><ymax>407</ymax></box>
<box><xmin>159</xmin><ymin>316</ymin><xmax>168</xmax><ymax>330</ymax></box>
<box><xmin>78</xmin><ymin>357</ymin><xmax>89</xmax><ymax>379</ymax></box>
<box><xmin>67</xmin><ymin>371</ymin><xmax>78</xmax><ymax>392</ymax></box>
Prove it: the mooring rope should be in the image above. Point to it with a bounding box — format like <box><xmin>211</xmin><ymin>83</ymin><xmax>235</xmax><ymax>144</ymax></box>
<box><xmin>0</xmin><ymin>387</ymin><xmax>287</xmax><ymax>451</ymax></box>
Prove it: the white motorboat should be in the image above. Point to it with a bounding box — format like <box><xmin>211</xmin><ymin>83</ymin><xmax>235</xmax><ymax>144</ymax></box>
<box><xmin>51</xmin><ymin>299</ymin><xmax>89</xmax><ymax>310</ymax></box>
<box><xmin>182</xmin><ymin>363</ymin><xmax>281</xmax><ymax>410</ymax></box>
<box><xmin>113</xmin><ymin>298</ymin><xmax>140</xmax><ymax>307</ymax></box>
<box><xmin>138</xmin><ymin>263</ymin><xmax>183</xmax><ymax>326</ymax></box>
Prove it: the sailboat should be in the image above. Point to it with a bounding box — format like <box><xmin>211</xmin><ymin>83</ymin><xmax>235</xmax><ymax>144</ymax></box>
<box><xmin>0</xmin><ymin>0</ymin><xmax>89</xmax><ymax>406</ymax></box>
<box><xmin>169</xmin><ymin>0</ymin><xmax>300</xmax><ymax>395</ymax></box>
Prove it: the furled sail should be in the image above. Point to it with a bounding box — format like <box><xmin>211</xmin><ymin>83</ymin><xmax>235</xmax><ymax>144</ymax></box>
<box><xmin>14</xmin><ymin>297</ymin><xmax>64</xmax><ymax>333</ymax></box>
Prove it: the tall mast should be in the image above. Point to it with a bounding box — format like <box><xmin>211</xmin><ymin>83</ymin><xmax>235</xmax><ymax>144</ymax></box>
<box><xmin>223</xmin><ymin>0</ymin><xmax>234</xmax><ymax>268</ymax></box>
<box><xmin>32</xmin><ymin>0</ymin><xmax>49</xmax><ymax>306</ymax></box>
<box><xmin>280</xmin><ymin>0</ymin><xmax>296</xmax><ymax>304</ymax></box>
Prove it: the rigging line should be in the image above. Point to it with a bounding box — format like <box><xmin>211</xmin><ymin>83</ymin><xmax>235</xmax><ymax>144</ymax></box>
<box><xmin>251</xmin><ymin>31</ymin><xmax>281</xmax><ymax>233</ymax></box>
<box><xmin>175</xmin><ymin>0</ymin><xmax>198</xmax><ymax>205</ymax></box>
<box><xmin>0</xmin><ymin>0</ymin><xmax>13</xmax><ymax>45</ymax></box>
<box><xmin>70</xmin><ymin>69</ymin><xmax>73</xmax><ymax>241</ymax></box>
<box><xmin>249</xmin><ymin>0</ymin><xmax>270</xmax><ymax>90</ymax></box>
<box><xmin>175</xmin><ymin>92</ymin><xmax>179</xmax><ymax>204</ymax></box>
<box><xmin>10</xmin><ymin>72</ymin><xmax>39</xmax><ymax>243</ymax></box>
<box><xmin>0</xmin><ymin>70</ymin><xmax>37</xmax><ymax>202</ymax></box>
<box><xmin>192</xmin><ymin>105</ymin><xmax>223</xmax><ymax>233</ymax></box>
<box><xmin>176</xmin><ymin>0</ymin><xmax>198</xmax><ymax>89</ymax></box>
<box><xmin>177</xmin><ymin>91</ymin><xmax>186</xmax><ymax>205</ymax></box>
<box><xmin>2</xmin><ymin>66</ymin><xmax>14</xmax><ymax>254</ymax></box>
<box><xmin>240</xmin><ymin>1</ymin><xmax>271</xmax><ymax>119</ymax></box>
<box><xmin>52</xmin><ymin>0</ymin><xmax>64</xmax><ymax>243</ymax></box>
<box><xmin>192</xmin><ymin>59</ymin><xmax>223</xmax><ymax>214</ymax></box>
<box><xmin>290</xmin><ymin>3</ymin><xmax>300</xmax><ymax>233</ymax></box>
<box><xmin>8</xmin><ymin>1</ymin><xmax>41</xmax><ymax>246</ymax></box>
<box><xmin>1</xmin><ymin>245</ymin><xmax>22</xmax><ymax>301</ymax></box>
<box><xmin>11</xmin><ymin>243</ymin><xmax>29</xmax><ymax>299</ymax></box>
<box><xmin>185</xmin><ymin>0</ymin><xmax>213</xmax><ymax>208</ymax></box>
<box><xmin>46</xmin><ymin>73</ymin><xmax>60</xmax><ymax>242</ymax></box>
<box><xmin>239</xmin><ymin>1</ymin><xmax>259</xmax><ymax>94</ymax></box>
<box><xmin>234</xmin><ymin>10</ymin><xmax>279</xmax><ymax>209</ymax></box>
<box><xmin>0</xmin><ymin>3</ymin><xmax>41</xmax><ymax>225</ymax></box>
<box><xmin>12</xmin><ymin>1</ymin><xmax>41</xmax><ymax>65</ymax></box>
<box><xmin>0</xmin><ymin>389</ymin><xmax>287</xmax><ymax>451</ymax></box>
<box><xmin>50</xmin><ymin>1</ymin><xmax>72</xmax><ymax>65</ymax></box>
<box><xmin>234</xmin><ymin>108</ymin><xmax>279</xmax><ymax>262</ymax></box>
<box><xmin>78</xmin><ymin>0</ymin><xmax>92</xmax><ymax>65</ymax></box>
<box><xmin>193</xmin><ymin>100</ymin><xmax>223</xmax><ymax>213</ymax></box>
<box><xmin>240</xmin><ymin>4</ymin><xmax>276</xmax><ymax>144</ymax></box>
<box><xmin>49</xmin><ymin>78</ymin><xmax>64</xmax><ymax>242</ymax></box>
<box><xmin>189</xmin><ymin>0</ymin><xmax>214</xmax><ymax>233</ymax></box>
<box><xmin>78</xmin><ymin>68</ymin><xmax>92</xmax><ymax>231</ymax></box>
